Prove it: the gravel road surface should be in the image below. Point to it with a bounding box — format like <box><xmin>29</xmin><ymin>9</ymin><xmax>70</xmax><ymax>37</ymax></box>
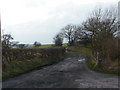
<box><xmin>2</xmin><ymin>52</ymin><xmax>119</xmax><ymax>88</ymax></box>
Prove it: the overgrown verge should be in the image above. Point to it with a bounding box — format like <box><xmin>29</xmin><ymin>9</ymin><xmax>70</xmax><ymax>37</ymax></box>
<box><xmin>86</xmin><ymin>56</ymin><xmax>120</xmax><ymax>75</ymax></box>
<box><xmin>2</xmin><ymin>47</ymin><xmax>66</xmax><ymax>81</ymax></box>
<box><xmin>2</xmin><ymin>57</ymin><xmax>67</xmax><ymax>81</ymax></box>
<box><xmin>67</xmin><ymin>44</ymin><xmax>92</xmax><ymax>55</ymax></box>
<box><xmin>68</xmin><ymin>45</ymin><xmax>120</xmax><ymax>75</ymax></box>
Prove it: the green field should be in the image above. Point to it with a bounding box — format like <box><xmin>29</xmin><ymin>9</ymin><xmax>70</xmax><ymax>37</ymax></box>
<box><xmin>25</xmin><ymin>43</ymin><xmax>67</xmax><ymax>48</ymax></box>
<box><xmin>26</xmin><ymin>44</ymin><xmax>54</xmax><ymax>48</ymax></box>
<box><xmin>67</xmin><ymin>44</ymin><xmax>92</xmax><ymax>55</ymax></box>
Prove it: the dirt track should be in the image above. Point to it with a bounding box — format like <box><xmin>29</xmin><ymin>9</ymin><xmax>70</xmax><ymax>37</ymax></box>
<box><xmin>2</xmin><ymin>52</ymin><xmax>119</xmax><ymax>88</ymax></box>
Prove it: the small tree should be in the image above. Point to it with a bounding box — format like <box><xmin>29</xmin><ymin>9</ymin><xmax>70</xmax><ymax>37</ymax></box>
<box><xmin>54</xmin><ymin>33</ymin><xmax>63</xmax><ymax>46</ymax></box>
<box><xmin>2</xmin><ymin>34</ymin><xmax>14</xmax><ymax>64</ymax></box>
<box><xmin>18</xmin><ymin>44</ymin><xmax>26</xmax><ymax>48</ymax></box>
<box><xmin>71</xmin><ymin>26</ymin><xmax>91</xmax><ymax>45</ymax></box>
<box><xmin>2</xmin><ymin>34</ymin><xmax>14</xmax><ymax>49</ymax></box>
<box><xmin>33</xmin><ymin>41</ymin><xmax>41</xmax><ymax>47</ymax></box>
<box><xmin>61</xmin><ymin>24</ymin><xmax>77</xmax><ymax>46</ymax></box>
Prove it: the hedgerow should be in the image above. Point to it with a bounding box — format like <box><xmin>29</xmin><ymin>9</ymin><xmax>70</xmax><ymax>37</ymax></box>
<box><xmin>2</xmin><ymin>47</ymin><xmax>66</xmax><ymax>67</ymax></box>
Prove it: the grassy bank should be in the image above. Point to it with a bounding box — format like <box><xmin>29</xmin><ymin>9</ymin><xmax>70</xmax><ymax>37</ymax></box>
<box><xmin>67</xmin><ymin>44</ymin><xmax>92</xmax><ymax>55</ymax></box>
<box><xmin>2</xmin><ymin>47</ymin><xmax>67</xmax><ymax>81</ymax></box>
<box><xmin>86</xmin><ymin>58</ymin><xmax>120</xmax><ymax>75</ymax></box>
<box><xmin>3</xmin><ymin>55</ymin><xmax>67</xmax><ymax>81</ymax></box>
<box><xmin>68</xmin><ymin>44</ymin><xmax>119</xmax><ymax>75</ymax></box>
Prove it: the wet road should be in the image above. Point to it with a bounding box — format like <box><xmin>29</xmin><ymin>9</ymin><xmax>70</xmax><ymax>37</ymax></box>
<box><xmin>2</xmin><ymin>52</ymin><xmax>119</xmax><ymax>88</ymax></box>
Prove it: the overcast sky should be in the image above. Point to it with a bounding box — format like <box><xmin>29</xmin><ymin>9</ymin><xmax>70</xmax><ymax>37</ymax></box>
<box><xmin>1</xmin><ymin>0</ymin><xmax>119</xmax><ymax>44</ymax></box>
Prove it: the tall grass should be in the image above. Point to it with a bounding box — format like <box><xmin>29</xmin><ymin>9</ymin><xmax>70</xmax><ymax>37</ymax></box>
<box><xmin>68</xmin><ymin>44</ymin><xmax>119</xmax><ymax>75</ymax></box>
<box><xmin>67</xmin><ymin>45</ymin><xmax>92</xmax><ymax>55</ymax></box>
<box><xmin>3</xmin><ymin>57</ymin><xmax>66</xmax><ymax>81</ymax></box>
<box><xmin>2</xmin><ymin>47</ymin><xmax>66</xmax><ymax>80</ymax></box>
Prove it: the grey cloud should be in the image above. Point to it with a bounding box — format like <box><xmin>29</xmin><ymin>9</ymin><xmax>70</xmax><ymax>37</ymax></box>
<box><xmin>4</xmin><ymin>0</ymin><xmax>117</xmax><ymax>44</ymax></box>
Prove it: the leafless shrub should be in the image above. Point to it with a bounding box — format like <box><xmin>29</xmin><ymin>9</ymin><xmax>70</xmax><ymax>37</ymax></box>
<box><xmin>2</xmin><ymin>47</ymin><xmax>66</xmax><ymax>67</ymax></box>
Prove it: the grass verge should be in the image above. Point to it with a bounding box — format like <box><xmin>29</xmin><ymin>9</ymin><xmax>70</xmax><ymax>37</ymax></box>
<box><xmin>68</xmin><ymin>44</ymin><xmax>119</xmax><ymax>75</ymax></box>
<box><xmin>86</xmin><ymin>58</ymin><xmax>120</xmax><ymax>75</ymax></box>
<box><xmin>3</xmin><ymin>54</ymin><xmax>68</xmax><ymax>81</ymax></box>
<box><xmin>67</xmin><ymin>45</ymin><xmax>92</xmax><ymax>55</ymax></box>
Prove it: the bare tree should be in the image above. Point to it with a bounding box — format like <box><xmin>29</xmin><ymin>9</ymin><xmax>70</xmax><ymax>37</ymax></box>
<box><xmin>83</xmin><ymin>8</ymin><xmax>117</xmax><ymax>62</ymax></box>
<box><xmin>61</xmin><ymin>24</ymin><xmax>77</xmax><ymax>46</ymax></box>
<box><xmin>73</xmin><ymin>26</ymin><xmax>91</xmax><ymax>45</ymax></box>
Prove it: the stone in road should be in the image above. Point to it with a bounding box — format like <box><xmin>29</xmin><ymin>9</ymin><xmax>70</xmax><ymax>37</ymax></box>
<box><xmin>2</xmin><ymin>52</ymin><xmax>119</xmax><ymax>88</ymax></box>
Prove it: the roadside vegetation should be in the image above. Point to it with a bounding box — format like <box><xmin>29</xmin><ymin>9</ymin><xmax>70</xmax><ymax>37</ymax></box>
<box><xmin>2</xmin><ymin>6</ymin><xmax>119</xmax><ymax>81</ymax></box>
<box><xmin>67</xmin><ymin>44</ymin><xmax>92</xmax><ymax>55</ymax></box>
<box><xmin>3</xmin><ymin>58</ymin><xmax>63</xmax><ymax>81</ymax></box>
<box><xmin>60</xmin><ymin>7</ymin><xmax>119</xmax><ymax>75</ymax></box>
<box><xmin>2</xmin><ymin>47</ymin><xmax>66</xmax><ymax>81</ymax></box>
<box><xmin>68</xmin><ymin>44</ymin><xmax>120</xmax><ymax>75</ymax></box>
<box><xmin>2</xmin><ymin>33</ymin><xmax>67</xmax><ymax>81</ymax></box>
<box><xmin>26</xmin><ymin>44</ymin><xmax>54</xmax><ymax>48</ymax></box>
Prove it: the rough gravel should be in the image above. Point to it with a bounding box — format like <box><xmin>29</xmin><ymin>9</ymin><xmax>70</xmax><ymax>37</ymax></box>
<box><xmin>2</xmin><ymin>52</ymin><xmax>119</xmax><ymax>88</ymax></box>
